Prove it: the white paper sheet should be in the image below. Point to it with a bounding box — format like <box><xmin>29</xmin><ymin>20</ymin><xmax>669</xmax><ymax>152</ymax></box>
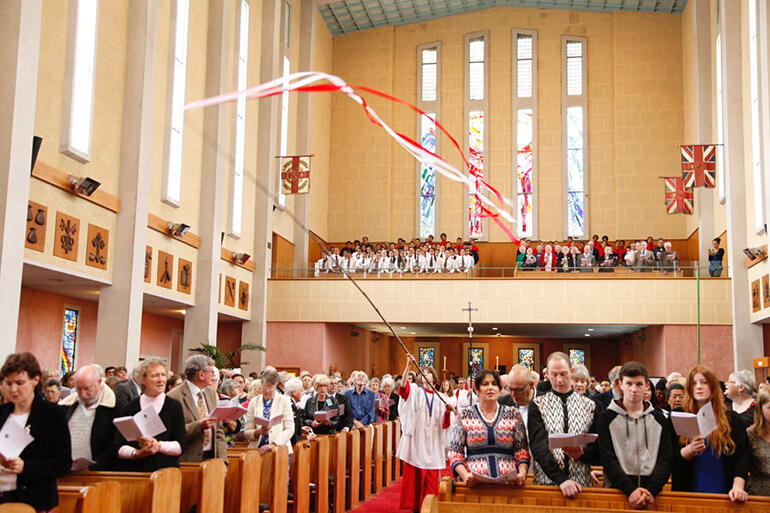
<box><xmin>0</xmin><ymin>419</ymin><xmax>33</xmax><ymax>459</ymax></box>
<box><xmin>252</xmin><ymin>414</ymin><xmax>283</xmax><ymax>429</ymax></box>
<box><xmin>113</xmin><ymin>405</ymin><xmax>167</xmax><ymax>441</ymax></box>
<box><xmin>670</xmin><ymin>411</ymin><xmax>700</xmax><ymax>438</ymax></box>
<box><xmin>378</xmin><ymin>397</ymin><xmax>395</xmax><ymax>409</ymax></box>
<box><xmin>338</xmin><ymin>404</ymin><xmax>345</xmax><ymax>416</ymax></box>
<box><xmin>471</xmin><ymin>470</ymin><xmax>520</xmax><ymax>484</ymax></box>
<box><xmin>548</xmin><ymin>433</ymin><xmax>598</xmax><ymax>450</ymax></box>
<box><xmin>696</xmin><ymin>402</ymin><xmax>717</xmax><ymax>437</ymax></box>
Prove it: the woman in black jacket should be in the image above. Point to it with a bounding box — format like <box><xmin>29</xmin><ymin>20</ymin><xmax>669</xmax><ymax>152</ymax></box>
<box><xmin>0</xmin><ymin>352</ymin><xmax>72</xmax><ymax>511</ymax></box>
<box><xmin>304</xmin><ymin>374</ymin><xmax>342</xmax><ymax>435</ymax></box>
<box><xmin>115</xmin><ymin>358</ymin><xmax>186</xmax><ymax>472</ymax></box>
<box><xmin>671</xmin><ymin>365</ymin><xmax>750</xmax><ymax>502</ymax></box>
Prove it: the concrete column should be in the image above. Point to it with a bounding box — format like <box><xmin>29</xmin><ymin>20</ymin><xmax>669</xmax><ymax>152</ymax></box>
<box><xmin>291</xmin><ymin>0</ymin><xmax>317</xmax><ymax>271</ymax></box>
<box><xmin>240</xmin><ymin>0</ymin><xmax>283</xmax><ymax>374</ymax></box>
<box><xmin>95</xmin><ymin>0</ymin><xmax>158</xmax><ymax>367</ymax></box>
<box><xmin>721</xmin><ymin>0</ymin><xmax>764</xmax><ymax>370</ymax></box>
<box><xmin>692</xmin><ymin>0</ymin><xmax>714</xmax><ymax>270</ymax></box>
<box><xmin>0</xmin><ymin>0</ymin><xmax>42</xmax><ymax>359</ymax></box>
<box><xmin>182</xmin><ymin>0</ymin><xmax>231</xmax><ymax>358</ymax></box>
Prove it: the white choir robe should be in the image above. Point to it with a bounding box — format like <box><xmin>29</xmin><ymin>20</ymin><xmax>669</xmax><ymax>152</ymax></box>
<box><xmin>396</xmin><ymin>384</ymin><xmax>448</xmax><ymax>470</ymax></box>
<box><xmin>446</xmin><ymin>256</ymin><xmax>459</xmax><ymax>273</ymax></box>
<box><xmin>350</xmin><ymin>254</ymin><xmax>363</xmax><ymax>271</ymax></box>
<box><xmin>404</xmin><ymin>255</ymin><xmax>416</xmax><ymax>272</ymax></box>
<box><xmin>362</xmin><ymin>256</ymin><xmax>373</xmax><ymax>272</ymax></box>
<box><xmin>325</xmin><ymin>255</ymin><xmax>339</xmax><ymax>272</ymax></box>
<box><xmin>377</xmin><ymin>257</ymin><xmax>389</xmax><ymax>273</ymax></box>
<box><xmin>417</xmin><ymin>254</ymin><xmax>428</xmax><ymax>273</ymax></box>
<box><xmin>339</xmin><ymin>256</ymin><xmax>351</xmax><ymax>273</ymax></box>
<box><xmin>314</xmin><ymin>258</ymin><xmax>327</xmax><ymax>275</ymax></box>
<box><xmin>462</xmin><ymin>255</ymin><xmax>475</xmax><ymax>272</ymax></box>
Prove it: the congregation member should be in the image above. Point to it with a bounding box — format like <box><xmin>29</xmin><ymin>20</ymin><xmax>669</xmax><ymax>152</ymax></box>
<box><xmin>43</xmin><ymin>378</ymin><xmax>62</xmax><ymax>403</ymax></box>
<box><xmin>115</xmin><ymin>358</ymin><xmax>185</xmax><ymax>471</ymax></box>
<box><xmin>396</xmin><ymin>358</ymin><xmax>454</xmax><ymax>513</ymax></box>
<box><xmin>666</xmin><ymin>382</ymin><xmax>686</xmax><ymax>412</ymax></box>
<box><xmin>284</xmin><ymin>377</ymin><xmax>310</xmax><ymax>444</ymax></box>
<box><xmin>0</xmin><ymin>353</ymin><xmax>71</xmax><ymax>511</ymax></box>
<box><xmin>671</xmin><ymin>366</ymin><xmax>749</xmax><ymax>502</ymax></box>
<box><xmin>527</xmin><ymin>352</ymin><xmax>600</xmax><ymax>498</ymax></box>
<box><xmin>448</xmin><ymin>369</ymin><xmax>529</xmax><ymax>485</ymax></box>
<box><xmin>709</xmin><ymin>237</ymin><xmax>725</xmax><ymax>277</ymax></box>
<box><xmin>329</xmin><ymin>376</ymin><xmax>354</xmax><ymax>431</ymax></box>
<box><xmin>369</xmin><ymin>377</ymin><xmax>391</xmax><ymax>423</ymax></box>
<box><xmin>304</xmin><ymin>374</ymin><xmax>343</xmax><ymax>435</ymax></box>
<box><xmin>168</xmin><ymin>355</ymin><xmax>228</xmax><ymax>463</ymax></box>
<box><xmin>113</xmin><ymin>366</ymin><xmax>142</xmax><ymax>411</ymax></box>
<box><xmin>346</xmin><ymin>370</ymin><xmax>377</xmax><ymax>428</ymax></box>
<box><xmin>60</xmin><ymin>364</ymin><xmax>119</xmax><ymax>470</ymax></box>
<box><xmin>381</xmin><ymin>377</ymin><xmax>400</xmax><ymax>421</ymax></box>
<box><xmin>499</xmin><ymin>364</ymin><xmax>535</xmax><ymax>440</ymax></box>
<box><xmin>165</xmin><ymin>373</ymin><xmax>184</xmax><ymax>393</ymax></box>
<box><xmin>597</xmin><ymin>362</ymin><xmax>673</xmax><ymax>509</ymax></box>
<box><xmin>747</xmin><ymin>389</ymin><xmax>770</xmax><ymax>495</ymax></box>
<box><xmin>241</xmin><ymin>370</ymin><xmax>295</xmax><ymax>455</ymax></box>
<box><xmin>726</xmin><ymin>369</ymin><xmax>757</xmax><ymax>428</ymax></box>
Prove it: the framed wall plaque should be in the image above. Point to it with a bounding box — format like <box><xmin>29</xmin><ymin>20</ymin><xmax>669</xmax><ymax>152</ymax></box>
<box><xmin>157</xmin><ymin>251</ymin><xmax>173</xmax><ymax>289</ymax></box>
<box><xmin>238</xmin><ymin>281</ymin><xmax>249</xmax><ymax>310</ymax></box>
<box><xmin>763</xmin><ymin>275</ymin><xmax>770</xmax><ymax>309</ymax></box>
<box><xmin>178</xmin><ymin>258</ymin><xmax>192</xmax><ymax>294</ymax></box>
<box><xmin>752</xmin><ymin>279</ymin><xmax>761</xmax><ymax>312</ymax></box>
<box><xmin>53</xmin><ymin>211</ymin><xmax>80</xmax><ymax>261</ymax></box>
<box><xmin>144</xmin><ymin>246</ymin><xmax>152</xmax><ymax>283</ymax></box>
<box><xmin>25</xmin><ymin>201</ymin><xmax>47</xmax><ymax>252</ymax></box>
<box><xmin>86</xmin><ymin>224</ymin><xmax>109</xmax><ymax>270</ymax></box>
<box><xmin>224</xmin><ymin>275</ymin><xmax>236</xmax><ymax>307</ymax></box>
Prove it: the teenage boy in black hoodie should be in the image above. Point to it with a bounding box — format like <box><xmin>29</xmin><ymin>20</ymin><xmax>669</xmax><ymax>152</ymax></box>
<box><xmin>597</xmin><ymin>362</ymin><xmax>673</xmax><ymax>510</ymax></box>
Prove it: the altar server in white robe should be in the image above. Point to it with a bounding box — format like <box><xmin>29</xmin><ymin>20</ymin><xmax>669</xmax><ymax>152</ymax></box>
<box><xmin>397</xmin><ymin>357</ymin><xmax>455</xmax><ymax>512</ymax></box>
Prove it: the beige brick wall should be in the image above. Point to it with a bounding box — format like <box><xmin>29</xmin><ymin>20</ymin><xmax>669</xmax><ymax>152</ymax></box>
<box><xmin>327</xmin><ymin>6</ymin><xmax>690</xmax><ymax>241</ymax></box>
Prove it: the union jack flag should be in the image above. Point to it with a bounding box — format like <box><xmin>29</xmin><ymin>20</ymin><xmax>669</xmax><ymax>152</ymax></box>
<box><xmin>681</xmin><ymin>144</ymin><xmax>716</xmax><ymax>188</ymax></box>
<box><xmin>665</xmin><ymin>177</ymin><xmax>693</xmax><ymax>215</ymax></box>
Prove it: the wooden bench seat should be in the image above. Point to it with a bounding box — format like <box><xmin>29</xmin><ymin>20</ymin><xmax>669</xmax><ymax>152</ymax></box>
<box><xmin>55</xmin><ymin>481</ymin><xmax>121</xmax><ymax>513</ymax></box>
<box><xmin>179</xmin><ymin>458</ymin><xmax>227</xmax><ymax>513</ymax></box>
<box><xmin>0</xmin><ymin>504</ymin><xmax>36</xmax><ymax>513</ymax></box>
<box><xmin>224</xmin><ymin>449</ymin><xmax>262</xmax><ymax>513</ymax></box>
<box><xmin>307</xmin><ymin>436</ymin><xmax>330</xmax><ymax>513</ymax></box>
<box><xmin>289</xmin><ymin>441</ymin><xmax>311</xmax><ymax>513</ymax></box>
<box><xmin>327</xmin><ymin>432</ymin><xmax>347</xmax><ymax>513</ymax></box>
<box><xmin>346</xmin><ymin>429</ymin><xmax>360</xmax><ymax>510</ymax></box>
<box><xmin>59</xmin><ymin>467</ymin><xmax>181</xmax><ymax>513</ymax></box>
<box><xmin>439</xmin><ymin>477</ymin><xmax>770</xmax><ymax>512</ymax></box>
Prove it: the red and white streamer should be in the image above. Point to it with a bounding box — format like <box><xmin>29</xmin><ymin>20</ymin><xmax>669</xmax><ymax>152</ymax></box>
<box><xmin>185</xmin><ymin>71</ymin><xmax>520</xmax><ymax>243</ymax></box>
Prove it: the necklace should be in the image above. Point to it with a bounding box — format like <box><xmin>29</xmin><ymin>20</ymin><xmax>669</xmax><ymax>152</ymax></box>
<box><xmin>478</xmin><ymin>402</ymin><xmax>499</xmax><ymax>424</ymax></box>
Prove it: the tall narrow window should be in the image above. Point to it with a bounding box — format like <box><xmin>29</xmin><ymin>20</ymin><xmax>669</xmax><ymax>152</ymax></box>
<box><xmin>466</xmin><ymin>33</ymin><xmax>488</xmax><ymax>240</ymax></box>
<box><xmin>513</xmin><ymin>30</ymin><xmax>537</xmax><ymax>239</ymax></box>
<box><xmin>61</xmin><ymin>0</ymin><xmax>99</xmax><ymax>161</ymax></box>
<box><xmin>716</xmin><ymin>33</ymin><xmax>726</xmax><ymax>204</ymax></box>
<box><xmin>163</xmin><ymin>0</ymin><xmax>190</xmax><ymax>206</ymax></box>
<box><xmin>229</xmin><ymin>0</ymin><xmax>249</xmax><ymax>237</ymax></box>
<box><xmin>562</xmin><ymin>37</ymin><xmax>587</xmax><ymax>239</ymax></box>
<box><xmin>749</xmin><ymin>0</ymin><xmax>765</xmax><ymax>233</ymax></box>
<box><xmin>277</xmin><ymin>56</ymin><xmax>290</xmax><ymax>209</ymax></box>
<box><xmin>61</xmin><ymin>308</ymin><xmax>80</xmax><ymax>376</ymax></box>
<box><xmin>417</xmin><ymin>43</ymin><xmax>440</xmax><ymax>238</ymax></box>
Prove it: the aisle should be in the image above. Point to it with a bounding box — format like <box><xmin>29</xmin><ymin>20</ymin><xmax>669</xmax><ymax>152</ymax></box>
<box><xmin>347</xmin><ymin>479</ymin><xmax>404</xmax><ymax>513</ymax></box>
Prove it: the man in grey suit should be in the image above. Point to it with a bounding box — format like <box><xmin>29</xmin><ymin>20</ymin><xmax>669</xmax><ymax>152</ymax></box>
<box><xmin>168</xmin><ymin>355</ymin><xmax>228</xmax><ymax>462</ymax></box>
<box><xmin>113</xmin><ymin>366</ymin><xmax>142</xmax><ymax>412</ymax></box>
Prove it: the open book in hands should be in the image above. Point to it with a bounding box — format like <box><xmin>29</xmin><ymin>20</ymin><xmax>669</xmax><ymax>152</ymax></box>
<box><xmin>314</xmin><ymin>409</ymin><xmax>338</xmax><ymax>422</ymax></box>
<box><xmin>210</xmin><ymin>400</ymin><xmax>248</xmax><ymax>422</ymax></box>
<box><xmin>470</xmin><ymin>470</ymin><xmax>522</xmax><ymax>484</ymax></box>
<box><xmin>548</xmin><ymin>433</ymin><xmax>598</xmax><ymax>450</ymax></box>
<box><xmin>113</xmin><ymin>405</ymin><xmax>167</xmax><ymax>441</ymax></box>
<box><xmin>252</xmin><ymin>414</ymin><xmax>283</xmax><ymax>429</ymax></box>
<box><xmin>670</xmin><ymin>402</ymin><xmax>717</xmax><ymax>439</ymax></box>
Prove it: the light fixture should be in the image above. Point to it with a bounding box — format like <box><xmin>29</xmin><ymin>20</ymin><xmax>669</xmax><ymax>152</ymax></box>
<box><xmin>68</xmin><ymin>175</ymin><xmax>101</xmax><ymax>196</ymax></box>
<box><xmin>400</xmin><ymin>326</ymin><xmax>406</xmax><ymax>330</ymax></box>
<box><xmin>584</xmin><ymin>333</ymin><xmax>591</xmax><ymax>337</ymax></box>
<box><xmin>232</xmin><ymin>252</ymin><xmax>251</xmax><ymax>265</ymax></box>
<box><xmin>492</xmin><ymin>327</ymin><xmax>498</xmax><ymax>331</ymax></box>
<box><xmin>410</xmin><ymin>331</ymin><xmax>416</xmax><ymax>335</ymax></box>
<box><xmin>167</xmin><ymin>222</ymin><xmax>191</xmax><ymax>237</ymax></box>
<box><xmin>587</xmin><ymin>328</ymin><xmax>594</xmax><ymax>332</ymax></box>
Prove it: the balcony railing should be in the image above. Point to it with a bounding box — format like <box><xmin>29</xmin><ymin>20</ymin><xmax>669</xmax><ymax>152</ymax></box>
<box><xmin>269</xmin><ymin>263</ymin><xmax>729</xmax><ymax>280</ymax></box>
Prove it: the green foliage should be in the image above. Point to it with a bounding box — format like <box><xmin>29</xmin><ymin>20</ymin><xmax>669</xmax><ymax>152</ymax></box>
<box><xmin>188</xmin><ymin>342</ymin><xmax>265</xmax><ymax>369</ymax></box>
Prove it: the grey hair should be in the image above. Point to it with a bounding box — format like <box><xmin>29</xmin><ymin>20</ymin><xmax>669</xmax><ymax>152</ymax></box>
<box><xmin>368</xmin><ymin>377</ymin><xmax>381</xmax><ymax>387</ymax></box>
<box><xmin>261</xmin><ymin>369</ymin><xmax>280</xmax><ymax>385</ymax></box>
<box><xmin>284</xmin><ymin>377</ymin><xmax>303</xmax><ymax>395</ymax></box>
<box><xmin>510</xmin><ymin>364</ymin><xmax>533</xmax><ymax>381</ymax></box>
<box><xmin>730</xmin><ymin>369</ymin><xmax>756</xmax><ymax>397</ymax></box>
<box><xmin>184</xmin><ymin>354</ymin><xmax>215</xmax><ymax>381</ymax></box>
<box><xmin>312</xmin><ymin>373</ymin><xmax>330</xmax><ymax>387</ymax></box>
<box><xmin>572</xmin><ymin>364</ymin><xmax>590</xmax><ymax>381</ymax></box>
<box><xmin>219</xmin><ymin>378</ymin><xmax>240</xmax><ymax>396</ymax></box>
<box><xmin>137</xmin><ymin>358</ymin><xmax>168</xmax><ymax>389</ymax></box>
<box><xmin>90</xmin><ymin>364</ymin><xmax>105</xmax><ymax>378</ymax></box>
<box><xmin>608</xmin><ymin>365</ymin><xmax>622</xmax><ymax>384</ymax></box>
<box><xmin>382</xmin><ymin>377</ymin><xmax>395</xmax><ymax>388</ymax></box>
<box><xmin>45</xmin><ymin>378</ymin><xmax>62</xmax><ymax>389</ymax></box>
<box><xmin>278</xmin><ymin>371</ymin><xmax>290</xmax><ymax>384</ymax></box>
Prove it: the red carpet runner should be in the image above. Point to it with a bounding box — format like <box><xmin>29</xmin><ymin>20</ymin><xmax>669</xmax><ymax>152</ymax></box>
<box><xmin>348</xmin><ymin>465</ymin><xmax>452</xmax><ymax>513</ymax></box>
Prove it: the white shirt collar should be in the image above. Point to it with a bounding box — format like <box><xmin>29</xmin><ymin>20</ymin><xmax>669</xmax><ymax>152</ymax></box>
<box><xmin>187</xmin><ymin>380</ymin><xmax>204</xmax><ymax>399</ymax></box>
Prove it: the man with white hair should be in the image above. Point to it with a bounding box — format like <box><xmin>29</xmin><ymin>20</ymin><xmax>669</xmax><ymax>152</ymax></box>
<box><xmin>499</xmin><ymin>365</ymin><xmax>536</xmax><ymax>437</ymax></box>
<box><xmin>345</xmin><ymin>370</ymin><xmax>376</xmax><ymax>428</ymax></box>
<box><xmin>60</xmin><ymin>364</ymin><xmax>119</xmax><ymax>469</ymax></box>
<box><xmin>662</xmin><ymin>242</ymin><xmax>679</xmax><ymax>273</ymax></box>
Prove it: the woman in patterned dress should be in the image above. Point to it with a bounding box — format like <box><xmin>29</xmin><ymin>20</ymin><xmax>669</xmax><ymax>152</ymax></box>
<box><xmin>447</xmin><ymin>369</ymin><xmax>530</xmax><ymax>486</ymax></box>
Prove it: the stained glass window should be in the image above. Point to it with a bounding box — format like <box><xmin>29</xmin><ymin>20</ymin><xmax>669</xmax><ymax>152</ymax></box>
<box><xmin>468</xmin><ymin>347</ymin><xmax>483</xmax><ymax>378</ymax></box>
<box><xmin>61</xmin><ymin>308</ymin><xmax>79</xmax><ymax>376</ymax></box>
<box><xmin>468</xmin><ymin>110</ymin><xmax>484</xmax><ymax>239</ymax></box>
<box><xmin>564</xmin><ymin>37</ymin><xmax>586</xmax><ymax>238</ymax></box>
<box><xmin>569</xmin><ymin>349</ymin><xmax>586</xmax><ymax>367</ymax></box>
<box><xmin>518</xmin><ymin>348</ymin><xmax>534</xmax><ymax>370</ymax></box>
<box><xmin>517</xmin><ymin>109</ymin><xmax>534</xmax><ymax>237</ymax></box>
<box><xmin>418</xmin><ymin>347</ymin><xmax>435</xmax><ymax>368</ymax></box>
<box><xmin>418</xmin><ymin>44</ymin><xmax>440</xmax><ymax>238</ymax></box>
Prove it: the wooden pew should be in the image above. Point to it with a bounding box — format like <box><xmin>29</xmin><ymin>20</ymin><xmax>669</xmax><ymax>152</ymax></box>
<box><xmin>55</xmin><ymin>481</ymin><xmax>120</xmax><ymax>513</ymax></box>
<box><xmin>223</xmin><ymin>449</ymin><xmax>262</xmax><ymax>513</ymax></box>
<box><xmin>260</xmin><ymin>444</ymin><xmax>290</xmax><ymax>513</ymax></box>
<box><xmin>358</xmin><ymin>425</ymin><xmax>373</xmax><ymax>501</ymax></box>
<box><xmin>346</xmin><ymin>429</ymin><xmax>360</xmax><ymax>509</ymax></box>
<box><xmin>289</xmin><ymin>441</ymin><xmax>311</xmax><ymax>513</ymax></box>
<box><xmin>0</xmin><ymin>505</ymin><xmax>35</xmax><ymax>513</ymax></box>
<box><xmin>308</xmin><ymin>436</ymin><xmax>330</xmax><ymax>513</ymax></box>
<box><xmin>439</xmin><ymin>477</ymin><xmax>770</xmax><ymax>512</ymax></box>
<box><xmin>59</xmin><ymin>467</ymin><xmax>181</xmax><ymax>513</ymax></box>
<box><xmin>393</xmin><ymin>419</ymin><xmax>402</xmax><ymax>480</ymax></box>
<box><xmin>383</xmin><ymin>421</ymin><xmax>394</xmax><ymax>486</ymax></box>
<box><xmin>327</xmin><ymin>432</ymin><xmax>347</xmax><ymax>513</ymax></box>
<box><xmin>420</xmin><ymin>494</ymin><xmax>632</xmax><ymax>513</ymax></box>
<box><xmin>372</xmin><ymin>423</ymin><xmax>384</xmax><ymax>493</ymax></box>
<box><xmin>179</xmin><ymin>459</ymin><xmax>227</xmax><ymax>513</ymax></box>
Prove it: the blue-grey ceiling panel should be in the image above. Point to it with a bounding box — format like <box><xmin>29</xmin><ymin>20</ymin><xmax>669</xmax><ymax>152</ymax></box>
<box><xmin>319</xmin><ymin>0</ymin><xmax>687</xmax><ymax>36</ymax></box>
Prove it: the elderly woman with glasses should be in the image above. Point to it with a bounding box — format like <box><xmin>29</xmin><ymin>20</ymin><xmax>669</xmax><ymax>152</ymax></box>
<box><xmin>304</xmin><ymin>374</ymin><xmax>342</xmax><ymax>435</ymax></box>
<box><xmin>240</xmin><ymin>370</ymin><xmax>295</xmax><ymax>456</ymax></box>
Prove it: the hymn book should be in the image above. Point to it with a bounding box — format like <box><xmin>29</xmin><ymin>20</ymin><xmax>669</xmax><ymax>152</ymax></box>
<box><xmin>252</xmin><ymin>414</ymin><xmax>283</xmax><ymax>429</ymax></box>
<box><xmin>670</xmin><ymin>402</ymin><xmax>717</xmax><ymax>439</ymax></box>
<box><xmin>210</xmin><ymin>400</ymin><xmax>248</xmax><ymax>422</ymax></box>
<box><xmin>547</xmin><ymin>433</ymin><xmax>598</xmax><ymax>449</ymax></box>
<box><xmin>112</xmin><ymin>405</ymin><xmax>167</xmax><ymax>441</ymax></box>
<box><xmin>314</xmin><ymin>409</ymin><xmax>338</xmax><ymax>422</ymax></box>
<box><xmin>471</xmin><ymin>470</ymin><xmax>521</xmax><ymax>484</ymax></box>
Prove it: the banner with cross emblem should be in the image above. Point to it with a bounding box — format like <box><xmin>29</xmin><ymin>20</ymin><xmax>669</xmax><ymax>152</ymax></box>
<box><xmin>280</xmin><ymin>155</ymin><xmax>311</xmax><ymax>194</ymax></box>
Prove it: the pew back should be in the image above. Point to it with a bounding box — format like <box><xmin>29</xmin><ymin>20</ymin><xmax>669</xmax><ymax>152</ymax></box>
<box><xmin>224</xmin><ymin>449</ymin><xmax>262</xmax><ymax>513</ymax></box>
<box><xmin>260</xmin><ymin>444</ymin><xmax>289</xmax><ymax>513</ymax></box>
<box><xmin>179</xmin><ymin>459</ymin><xmax>227</xmax><ymax>513</ymax></box>
<box><xmin>55</xmin><ymin>481</ymin><xmax>120</xmax><ymax>513</ymax></box>
<box><xmin>0</xmin><ymin>504</ymin><xmax>35</xmax><ymax>513</ymax></box>
<box><xmin>308</xmin><ymin>436</ymin><xmax>330</xmax><ymax>513</ymax></box>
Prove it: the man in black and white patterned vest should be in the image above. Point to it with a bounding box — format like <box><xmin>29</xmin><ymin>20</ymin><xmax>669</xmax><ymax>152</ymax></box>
<box><xmin>527</xmin><ymin>351</ymin><xmax>601</xmax><ymax>499</ymax></box>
